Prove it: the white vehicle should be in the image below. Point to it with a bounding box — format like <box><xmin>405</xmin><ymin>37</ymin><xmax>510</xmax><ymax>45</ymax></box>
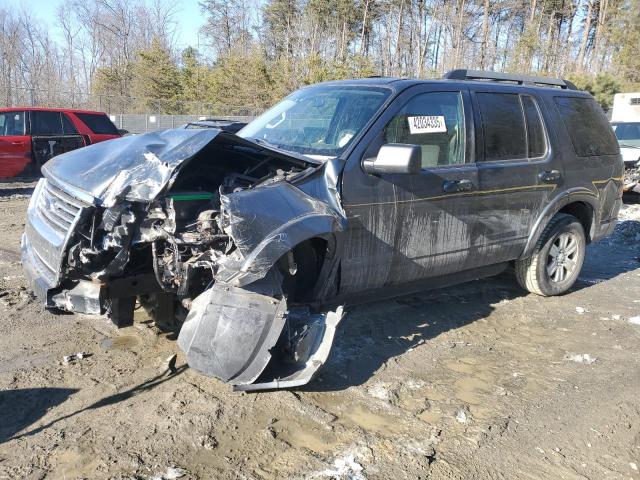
<box><xmin>611</xmin><ymin>121</ymin><xmax>640</xmax><ymax>193</ymax></box>
<box><xmin>611</xmin><ymin>92</ymin><xmax>640</xmax><ymax>123</ymax></box>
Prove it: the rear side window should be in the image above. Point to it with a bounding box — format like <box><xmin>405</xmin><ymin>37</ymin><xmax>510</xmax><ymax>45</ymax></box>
<box><xmin>0</xmin><ymin>111</ymin><xmax>26</xmax><ymax>136</ymax></box>
<box><xmin>74</xmin><ymin>113</ymin><xmax>119</xmax><ymax>135</ymax></box>
<box><xmin>477</xmin><ymin>93</ymin><xmax>527</xmax><ymax>161</ymax></box>
<box><xmin>554</xmin><ymin>96</ymin><xmax>619</xmax><ymax>156</ymax></box>
<box><xmin>522</xmin><ymin>96</ymin><xmax>546</xmax><ymax>158</ymax></box>
<box><xmin>32</xmin><ymin>111</ymin><xmax>64</xmax><ymax>135</ymax></box>
<box><xmin>62</xmin><ymin>113</ymin><xmax>78</xmax><ymax>134</ymax></box>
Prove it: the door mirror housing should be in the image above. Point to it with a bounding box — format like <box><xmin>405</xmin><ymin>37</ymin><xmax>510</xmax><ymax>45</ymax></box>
<box><xmin>363</xmin><ymin>143</ymin><xmax>421</xmax><ymax>175</ymax></box>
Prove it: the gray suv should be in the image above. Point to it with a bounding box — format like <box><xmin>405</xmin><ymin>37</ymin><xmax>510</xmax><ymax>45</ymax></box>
<box><xmin>21</xmin><ymin>70</ymin><xmax>623</xmax><ymax>390</ymax></box>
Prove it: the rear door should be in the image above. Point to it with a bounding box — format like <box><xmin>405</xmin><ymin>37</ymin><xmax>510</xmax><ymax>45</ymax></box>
<box><xmin>471</xmin><ymin>87</ymin><xmax>560</xmax><ymax>262</ymax></box>
<box><xmin>340</xmin><ymin>84</ymin><xmax>483</xmax><ymax>294</ymax></box>
<box><xmin>30</xmin><ymin>110</ymin><xmax>86</xmax><ymax>169</ymax></box>
<box><xmin>0</xmin><ymin>110</ymin><xmax>31</xmax><ymax>178</ymax></box>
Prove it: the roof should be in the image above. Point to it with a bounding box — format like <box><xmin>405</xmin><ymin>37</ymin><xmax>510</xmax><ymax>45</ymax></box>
<box><xmin>309</xmin><ymin>71</ymin><xmax>588</xmax><ymax>95</ymax></box>
<box><xmin>0</xmin><ymin>107</ymin><xmax>108</xmax><ymax>115</ymax></box>
<box><xmin>311</xmin><ymin>77</ymin><xmax>420</xmax><ymax>89</ymax></box>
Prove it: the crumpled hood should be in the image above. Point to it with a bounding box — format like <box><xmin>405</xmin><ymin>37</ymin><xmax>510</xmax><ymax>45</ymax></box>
<box><xmin>43</xmin><ymin>129</ymin><xmax>221</xmax><ymax>203</ymax></box>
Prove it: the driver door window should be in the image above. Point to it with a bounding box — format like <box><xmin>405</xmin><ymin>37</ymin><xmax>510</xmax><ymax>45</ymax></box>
<box><xmin>0</xmin><ymin>111</ymin><xmax>26</xmax><ymax>136</ymax></box>
<box><xmin>383</xmin><ymin>91</ymin><xmax>465</xmax><ymax>168</ymax></box>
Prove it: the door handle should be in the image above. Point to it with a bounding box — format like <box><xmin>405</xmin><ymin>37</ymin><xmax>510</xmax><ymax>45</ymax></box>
<box><xmin>539</xmin><ymin>170</ymin><xmax>561</xmax><ymax>183</ymax></box>
<box><xmin>11</xmin><ymin>141</ymin><xmax>25</xmax><ymax>146</ymax></box>
<box><xmin>443</xmin><ymin>178</ymin><xmax>474</xmax><ymax>193</ymax></box>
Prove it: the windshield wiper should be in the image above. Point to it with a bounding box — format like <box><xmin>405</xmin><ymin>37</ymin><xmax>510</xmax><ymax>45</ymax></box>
<box><xmin>243</xmin><ymin>136</ymin><xmax>322</xmax><ymax>164</ymax></box>
<box><xmin>246</xmin><ymin>136</ymin><xmax>276</xmax><ymax>148</ymax></box>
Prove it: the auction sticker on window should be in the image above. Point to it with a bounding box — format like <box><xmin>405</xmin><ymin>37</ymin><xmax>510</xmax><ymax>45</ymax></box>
<box><xmin>408</xmin><ymin>115</ymin><xmax>447</xmax><ymax>134</ymax></box>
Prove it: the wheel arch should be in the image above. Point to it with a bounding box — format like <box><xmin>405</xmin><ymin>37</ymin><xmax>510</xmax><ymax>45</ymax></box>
<box><xmin>520</xmin><ymin>190</ymin><xmax>599</xmax><ymax>260</ymax></box>
<box><xmin>224</xmin><ymin>212</ymin><xmax>343</xmax><ymax>288</ymax></box>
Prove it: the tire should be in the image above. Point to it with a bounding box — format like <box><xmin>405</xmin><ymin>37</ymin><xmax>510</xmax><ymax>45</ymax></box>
<box><xmin>515</xmin><ymin>214</ymin><xmax>586</xmax><ymax>296</ymax></box>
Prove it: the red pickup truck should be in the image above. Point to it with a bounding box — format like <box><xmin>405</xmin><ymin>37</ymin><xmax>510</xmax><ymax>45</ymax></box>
<box><xmin>0</xmin><ymin>107</ymin><xmax>121</xmax><ymax>178</ymax></box>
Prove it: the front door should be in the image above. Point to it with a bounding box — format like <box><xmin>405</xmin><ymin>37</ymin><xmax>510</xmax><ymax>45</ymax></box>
<box><xmin>0</xmin><ymin>110</ymin><xmax>30</xmax><ymax>178</ymax></box>
<box><xmin>340</xmin><ymin>85</ymin><xmax>484</xmax><ymax>296</ymax></box>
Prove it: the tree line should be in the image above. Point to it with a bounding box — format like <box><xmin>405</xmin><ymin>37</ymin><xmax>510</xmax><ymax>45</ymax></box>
<box><xmin>0</xmin><ymin>0</ymin><xmax>638</xmax><ymax>114</ymax></box>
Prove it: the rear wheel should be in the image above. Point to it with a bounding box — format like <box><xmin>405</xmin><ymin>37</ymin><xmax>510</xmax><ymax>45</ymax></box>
<box><xmin>515</xmin><ymin>214</ymin><xmax>586</xmax><ymax>296</ymax></box>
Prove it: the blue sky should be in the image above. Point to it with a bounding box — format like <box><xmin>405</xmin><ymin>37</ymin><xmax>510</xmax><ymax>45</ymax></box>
<box><xmin>4</xmin><ymin>0</ymin><xmax>205</xmax><ymax>50</ymax></box>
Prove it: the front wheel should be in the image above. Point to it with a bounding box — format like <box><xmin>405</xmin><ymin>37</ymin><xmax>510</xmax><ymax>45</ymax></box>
<box><xmin>515</xmin><ymin>214</ymin><xmax>586</xmax><ymax>296</ymax></box>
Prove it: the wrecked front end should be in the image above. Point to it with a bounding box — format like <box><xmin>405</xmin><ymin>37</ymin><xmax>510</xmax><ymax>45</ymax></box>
<box><xmin>21</xmin><ymin>129</ymin><xmax>345</xmax><ymax>390</ymax></box>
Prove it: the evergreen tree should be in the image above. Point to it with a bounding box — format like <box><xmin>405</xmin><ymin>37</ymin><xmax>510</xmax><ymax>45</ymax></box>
<box><xmin>132</xmin><ymin>37</ymin><xmax>182</xmax><ymax>113</ymax></box>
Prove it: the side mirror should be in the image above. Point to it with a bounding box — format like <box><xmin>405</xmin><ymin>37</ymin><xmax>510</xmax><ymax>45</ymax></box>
<box><xmin>363</xmin><ymin>143</ymin><xmax>421</xmax><ymax>175</ymax></box>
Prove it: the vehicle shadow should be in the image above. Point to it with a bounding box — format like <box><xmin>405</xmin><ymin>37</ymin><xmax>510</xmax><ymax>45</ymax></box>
<box><xmin>574</xmin><ymin>220</ymin><xmax>640</xmax><ymax>287</ymax></box>
<box><xmin>306</xmin><ymin>273</ymin><xmax>521</xmax><ymax>392</ymax></box>
<box><xmin>305</xmin><ymin>225</ymin><xmax>640</xmax><ymax>392</ymax></box>
<box><xmin>0</xmin><ymin>387</ymin><xmax>78</xmax><ymax>443</ymax></box>
<box><xmin>1</xmin><ymin>364</ymin><xmax>187</xmax><ymax>443</ymax></box>
<box><xmin>0</xmin><ymin>186</ymin><xmax>34</xmax><ymax>198</ymax></box>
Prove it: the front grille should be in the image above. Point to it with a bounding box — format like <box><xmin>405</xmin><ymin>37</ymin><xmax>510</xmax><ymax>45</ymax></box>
<box><xmin>26</xmin><ymin>179</ymin><xmax>92</xmax><ymax>286</ymax></box>
<box><xmin>36</xmin><ymin>180</ymin><xmax>88</xmax><ymax>235</ymax></box>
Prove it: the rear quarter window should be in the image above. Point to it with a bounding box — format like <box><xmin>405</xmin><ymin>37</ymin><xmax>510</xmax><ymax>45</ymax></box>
<box><xmin>74</xmin><ymin>113</ymin><xmax>119</xmax><ymax>135</ymax></box>
<box><xmin>554</xmin><ymin>96</ymin><xmax>619</xmax><ymax>156</ymax></box>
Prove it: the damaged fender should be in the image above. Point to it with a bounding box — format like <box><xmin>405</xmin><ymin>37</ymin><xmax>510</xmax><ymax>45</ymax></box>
<box><xmin>216</xmin><ymin>181</ymin><xmax>346</xmax><ymax>286</ymax></box>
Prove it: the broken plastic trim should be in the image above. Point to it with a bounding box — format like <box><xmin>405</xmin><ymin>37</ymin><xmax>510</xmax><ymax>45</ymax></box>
<box><xmin>177</xmin><ymin>270</ymin><xmax>289</xmax><ymax>385</ymax></box>
<box><xmin>234</xmin><ymin>306</ymin><xmax>344</xmax><ymax>391</ymax></box>
<box><xmin>177</xmin><ymin>267</ymin><xmax>344</xmax><ymax>391</ymax></box>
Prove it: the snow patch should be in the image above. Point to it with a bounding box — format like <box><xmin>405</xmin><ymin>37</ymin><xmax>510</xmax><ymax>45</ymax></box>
<box><xmin>312</xmin><ymin>454</ymin><xmax>366</xmax><ymax>479</ymax></box>
<box><xmin>566</xmin><ymin>353</ymin><xmax>597</xmax><ymax>364</ymax></box>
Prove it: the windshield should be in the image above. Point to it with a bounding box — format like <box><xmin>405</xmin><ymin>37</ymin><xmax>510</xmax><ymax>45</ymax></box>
<box><xmin>612</xmin><ymin>122</ymin><xmax>640</xmax><ymax>147</ymax></box>
<box><xmin>238</xmin><ymin>86</ymin><xmax>390</xmax><ymax>159</ymax></box>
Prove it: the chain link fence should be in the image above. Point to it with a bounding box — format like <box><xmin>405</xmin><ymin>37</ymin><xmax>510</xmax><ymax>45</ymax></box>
<box><xmin>1</xmin><ymin>87</ymin><xmax>261</xmax><ymax>133</ymax></box>
<box><xmin>109</xmin><ymin>114</ymin><xmax>258</xmax><ymax>134</ymax></box>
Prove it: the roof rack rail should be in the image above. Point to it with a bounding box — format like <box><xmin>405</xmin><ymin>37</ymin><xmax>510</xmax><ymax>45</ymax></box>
<box><xmin>443</xmin><ymin>69</ymin><xmax>577</xmax><ymax>90</ymax></box>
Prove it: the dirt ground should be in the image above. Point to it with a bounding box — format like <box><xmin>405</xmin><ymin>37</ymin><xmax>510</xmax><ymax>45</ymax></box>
<box><xmin>0</xmin><ymin>181</ymin><xmax>639</xmax><ymax>480</ymax></box>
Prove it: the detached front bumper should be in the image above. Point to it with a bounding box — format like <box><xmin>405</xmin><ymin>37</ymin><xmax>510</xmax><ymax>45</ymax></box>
<box><xmin>21</xmin><ymin>177</ymin><xmax>106</xmax><ymax>314</ymax></box>
<box><xmin>22</xmin><ymin>228</ymin><xmax>108</xmax><ymax>315</ymax></box>
<box><xmin>21</xmin><ymin>232</ymin><xmax>55</xmax><ymax>306</ymax></box>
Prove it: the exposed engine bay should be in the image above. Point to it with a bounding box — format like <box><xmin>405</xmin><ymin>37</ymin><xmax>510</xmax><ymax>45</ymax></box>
<box><xmin>60</xmin><ymin>145</ymin><xmax>309</xmax><ymax>307</ymax></box>
<box><xmin>23</xmin><ymin>129</ymin><xmax>346</xmax><ymax>390</ymax></box>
